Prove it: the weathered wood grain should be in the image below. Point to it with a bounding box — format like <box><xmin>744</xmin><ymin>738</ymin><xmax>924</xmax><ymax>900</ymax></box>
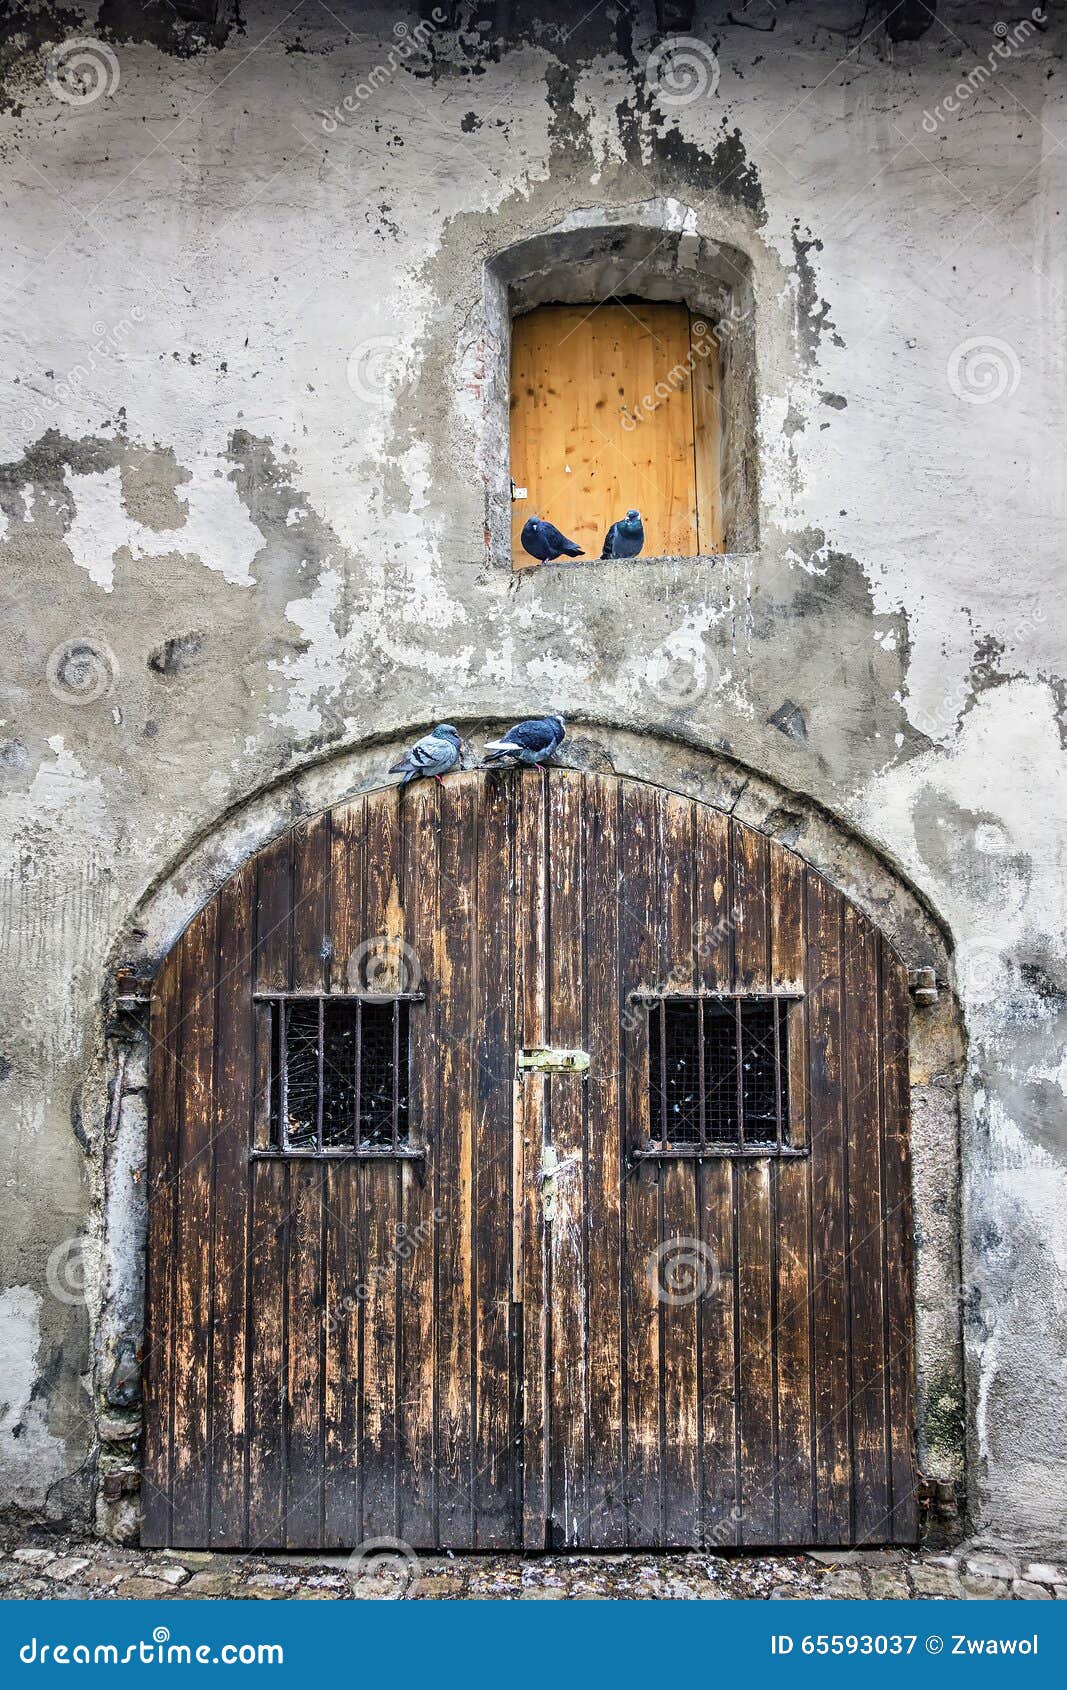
<box><xmin>145</xmin><ymin>774</ymin><xmax>918</xmax><ymax>1553</ymax></box>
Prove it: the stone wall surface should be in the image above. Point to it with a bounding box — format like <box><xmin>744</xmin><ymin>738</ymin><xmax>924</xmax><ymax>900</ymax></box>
<box><xmin>0</xmin><ymin>0</ymin><xmax>1063</xmax><ymax>1552</ymax></box>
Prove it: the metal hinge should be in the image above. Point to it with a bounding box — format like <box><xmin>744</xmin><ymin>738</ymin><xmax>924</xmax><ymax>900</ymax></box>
<box><xmin>517</xmin><ymin>1047</ymin><xmax>590</xmax><ymax>1074</ymax></box>
<box><xmin>909</xmin><ymin>965</ymin><xmax>940</xmax><ymax>1006</ymax></box>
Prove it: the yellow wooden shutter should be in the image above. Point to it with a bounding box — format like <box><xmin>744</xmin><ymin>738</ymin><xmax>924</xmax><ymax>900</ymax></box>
<box><xmin>509</xmin><ymin>302</ymin><xmax>722</xmax><ymax>568</ymax></box>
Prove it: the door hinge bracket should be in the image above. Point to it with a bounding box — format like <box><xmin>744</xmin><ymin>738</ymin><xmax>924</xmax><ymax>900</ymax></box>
<box><xmin>518</xmin><ymin>1047</ymin><xmax>590</xmax><ymax>1074</ymax></box>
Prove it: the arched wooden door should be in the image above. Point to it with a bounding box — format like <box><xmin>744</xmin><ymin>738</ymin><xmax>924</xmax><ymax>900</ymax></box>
<box><xmin>142</xmin><ymin>769</ymin><xmax>917</xmax><ymax>1551</ymax></box>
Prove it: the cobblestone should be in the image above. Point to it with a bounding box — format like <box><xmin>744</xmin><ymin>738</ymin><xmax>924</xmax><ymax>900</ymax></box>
<box><xmin>0</xmin><ymin>1529</ymin><xmax>1064</xmax><ymax>1600</ymax></box>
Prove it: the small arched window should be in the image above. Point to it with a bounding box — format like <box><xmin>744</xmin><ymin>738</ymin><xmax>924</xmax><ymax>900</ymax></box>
<box><xmin>486</xmin><ymin>219</ymin><xmax>758</xmax><ymax>570</ymax></box>
<box><xmin>509</xmin><ymin>299</ymin><xmax>722</xmax><ymax>568</ymax></box>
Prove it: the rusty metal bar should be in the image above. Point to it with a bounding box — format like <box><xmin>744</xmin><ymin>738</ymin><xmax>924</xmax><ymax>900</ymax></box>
<box><xmin>735</xmin><ymin>996</ymin><xmax>745</xmax><ymax>1149</ymax></box>
<box><xmin>316</xmin><ymin>997</ymin><xmax>324</xmax><ymax>1153</ymax></box>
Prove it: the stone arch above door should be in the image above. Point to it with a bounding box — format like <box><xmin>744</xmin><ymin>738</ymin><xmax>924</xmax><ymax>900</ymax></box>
<box><xmin>96</xmin><ymin>726</ymin><xmax>964</xmax><ymax>1544</ymax></box>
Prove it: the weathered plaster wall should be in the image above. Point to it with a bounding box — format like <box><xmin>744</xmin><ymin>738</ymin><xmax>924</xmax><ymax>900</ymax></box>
<box><xmin>0</xmin><ymin>0</ymin><xmax>1063</xmax><ymax>1549</ymax></box>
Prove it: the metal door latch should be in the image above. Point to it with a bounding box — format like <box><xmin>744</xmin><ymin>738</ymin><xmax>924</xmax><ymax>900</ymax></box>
<box><xmin>518</xmin><ymin>1047</ymin><xmax>590</xmax><ymax>1074</ymax></box>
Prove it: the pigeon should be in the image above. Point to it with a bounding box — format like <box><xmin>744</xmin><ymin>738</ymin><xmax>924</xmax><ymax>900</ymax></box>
<box><xmin>520</xmin><ymin>515</ymin><xmax>584</xmax><ymax>563</ymax></box>
<box><xmin>601</xmin><ymin>508</ymin><xmax>644</xmax><ymax>559</ymax></box>
<box><xmin>483</xmin><ymin>714</ymin><xmax>566</xmax><ymax>766</ymax></box>
<box><xmin>389</xmin><ymin>723</ymin><xmax>462</xmax><ymax>785</ymax></box>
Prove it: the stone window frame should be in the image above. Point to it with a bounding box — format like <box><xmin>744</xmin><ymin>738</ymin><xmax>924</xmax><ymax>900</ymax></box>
<box><xmin>483</xmin><ymin>211</ymin><xmax>761</xmax><ymax>570</ymax></box>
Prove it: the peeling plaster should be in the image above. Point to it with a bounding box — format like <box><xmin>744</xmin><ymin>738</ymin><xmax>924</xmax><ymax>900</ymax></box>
<box><xmin>62</xmin><ymin>462</ymin><xmax>264</xmax><ymax>590</ymax></box>
<box><xmin>0</xmin><ymin>0</ymin><xmax>1063</xmax><ymax>1550</ymax></box>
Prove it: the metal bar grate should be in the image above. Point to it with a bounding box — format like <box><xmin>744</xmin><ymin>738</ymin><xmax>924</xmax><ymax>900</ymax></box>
<box><xmin>267</xmin><ymin>997</ymin><xmax>410</xmax><ymax>1155</ymax></box>
<box><xmin>647</xmin><ymin>996</ymin><xmax>795</xmax><ymax>1156</ymax></box>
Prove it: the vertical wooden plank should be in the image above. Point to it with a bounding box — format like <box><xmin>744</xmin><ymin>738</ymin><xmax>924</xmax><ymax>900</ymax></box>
<box><xmin>730</xmin><ymin>823</ymin><xmax>776</xmax><ymax>1543</ymax></box>
<box><xmin>881</xmin><ymin>940</ymin><xmax>919</xmax><ymax>1542</ymax></box>
<box><xmin>471</xmin><ymin>771</ymin><xmax>516</xmax><ymax>1547</ymax></box>
<box><xmin>291</xmin><ymin>812</ymin><xmax>330</xmax><ymax>992</ymax></box>
<box><xmin>359</xmin><ymin>788</ymin><xmax>403</xmax><ymax>1538</ymax></box>
<box><xmin>247</xmin><ymin>1159</ymin><xmax>288</xmax><ymax>1547</ymax></box>
<box><xmin>142</xmin><ymin>947</ymin><xmax>181</xmax><ymax>1546</ymax></box>
<box><xmin>397</xmin><ymin>781</ymin><xmax>439</xmax><ymax>1546</ymax></box>
<box><xmin>515</xmin><ymin>769</ymin><xmax>549</xmax><ymax>1549</ymax></box>
<box><xmin>328</xmin><ymin>795</ymin><xmax>366</xmax><ymax>994</ymax></box>
<box><xmin>844</xmin><ymin>904</ymin><xmax>891</xmax><ymax>1543</ymax></box>
<box><xmin>691</xmin><ymin>317</ymin><xmax>724</xmax><ymax>554</ymax></box>
<box><xmin>323</xmin><ymin>1160</ymin><xmax>361</xmax><ymax>1546</ymax></box>
<box><xmin>247</xmin><ymin>825</ymin><xmax>292</xmax><ymax>1550</ymax></box>
<box><xmin>254</xmin><ymin>832</ymin><xmax>292</xmax><ymax>994</ymax></box>
<box><xmin>806</xmin><ymin>872</ymin><xmax>853</xmax><ymax>1543</ymax></box>
<box><xmin>582</xmin><ymin>773</ymin><xmax>625</xmax><ymax>1545</ymax></box>
<box><xmin>694</xmin><ymin>804</ymin><xmax>731</xmax><ymax>993</ymax></box>
<box><xmin>285</xmin><ymin>1160</ymin><xmax>325</xmax><ymax>1545</ymax></box>
<box><xmin>358</xmin><ymin>1159</ymin><xmax>400</xmax><ymax>1539</ymax></box>
<box><xmin>732</xmin><ymin>822</ymin><xmax>771</xmax><ymax>994</ymax></box>
<box><xmin>619</xmin><ymin>780</ymin><xmax>664</xmax><ymax>1546</ymax></box>
<box><xmin>735</xmin><ymin>1159</ymin><xmax>776</xmax><ymax>1542</ymax></box>
<box><xmin>170</xmin><ymin>904</ymin><xmax>218</xmax><ymax>1544</ymax></box>
<box><xmin>544</xmin><ymin>770</ymin><xmax>588</xmax><ymax>1548</ymax></box>
<box><xmin>692</xmin><ymin>801</ymin><xmax>738</xmax><ymax>1546</ymax></box>
<box><xmin>698</xmin><ymin>1159</ymin><xmax>739</xmax><ymax>1547</ymax></box>
<box><xmin>657</xmin><ymin>792</ymin><xmax>700</xmax><ymax>1546</ymax></box>
<box><xmin>769</xmin><ymin>841</ymin><xmax>814</xmax><ymax>1543</ymax></box>
<box><xmin>625</xmin><ymin>304</ymin><xmax>688</xmax><ymax>558</ymax></box>
<box><xmin>434</xmin><ymin>774</ymin><xmax>477</xmax><ymax>1547</ymax></box>
<box><xmin>770</xmin><ymin>843</ymin><xmax>805</xmax><ymax>994</ymax></box>
<box><xmin>209</xmin><ymin>863</ymin><xmax>255</xmax><ymax>1545</ymax></box>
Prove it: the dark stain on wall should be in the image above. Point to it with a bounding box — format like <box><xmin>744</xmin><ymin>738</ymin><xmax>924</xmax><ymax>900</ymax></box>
<box><xmin>791</xmin><ymin>222</ymin><xmax>842</xmax><ymax>358</ymax></box>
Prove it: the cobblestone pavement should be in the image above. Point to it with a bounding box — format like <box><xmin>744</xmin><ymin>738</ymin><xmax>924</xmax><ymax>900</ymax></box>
<box><xmin>1</xmin><ymin>1534</ymin><xmax>1064</xmax><ymax>1600</ymax></box>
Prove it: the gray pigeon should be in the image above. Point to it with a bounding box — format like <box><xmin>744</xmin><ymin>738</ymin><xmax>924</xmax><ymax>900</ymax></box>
<box><xmin>389</xmin><ymin>723</ymin><xmax>462</xmax><ymax>785</ymax></box>
<box><xmin>521</xmin><ymin>516</ymin><xmax>584</xmax><ymax>563</ymax></box>
<box><xmin>601</xmin><ymin>508</ymin><xmax>644</xmax><ymax>559</ymax></box>
<box><xmin>483</xmin><ymin>714</ymin><xmax>565</xmax><ymax>766</ymax></box>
